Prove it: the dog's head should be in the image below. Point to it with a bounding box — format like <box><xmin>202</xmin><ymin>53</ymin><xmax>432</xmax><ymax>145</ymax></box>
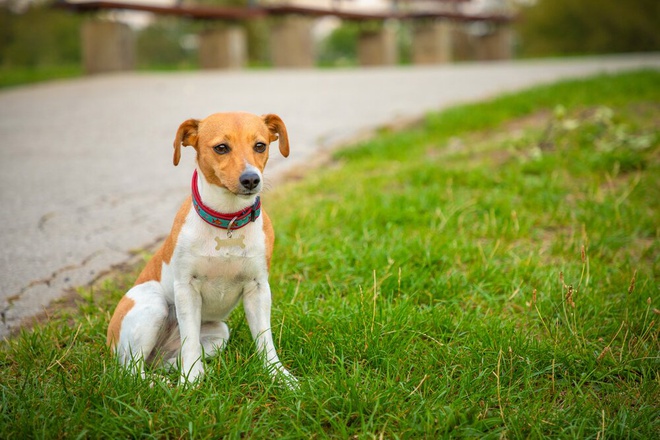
<box><xmin>173</xmin><ymin>112</ymin><xmax>289</xmax><ymax>196</ymax></box>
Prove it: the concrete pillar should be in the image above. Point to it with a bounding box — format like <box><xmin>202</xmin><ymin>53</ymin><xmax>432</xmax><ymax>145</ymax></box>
<box><xmin>357</xmin><ymin>26</ymin><xmax>398</xmax><ymax>66</ymax></box>
<box><xmin>270</xmin><ymin>15</ymin><xmax>315</xmax><ymax>68</ymax></box>
<box><xmin>476</xmin><ymin>25</ymin><xmax>514</xmax><ymax>60</ymax></box>
<box><xmin>81</xmin><ymin>20</ymin><xmax>135</xmax><ymax>75</ymax></box>
<box><xmin>412</xmin><ymin>20</ymin><xmax>452</xmax><ymax>65</ymax></box>
<box><xmin>451</xmin><ymin>23</ymin><xmax>475</xmax><ymax>61</ymax></box>
<box><xmin>199</xmin><ymin>26</ymin><xmax>247</xmax><ymax>70</ymax></box>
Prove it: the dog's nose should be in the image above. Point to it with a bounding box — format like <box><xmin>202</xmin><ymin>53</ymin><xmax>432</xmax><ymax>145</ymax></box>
<box><xmin>240</xmin><ymin>172</ymin><xmax>261</xmax><ymax>191</ymax></box>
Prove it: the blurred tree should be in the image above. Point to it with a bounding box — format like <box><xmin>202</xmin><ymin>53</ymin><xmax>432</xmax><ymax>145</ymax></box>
<box><xmin>0</xmin><ymin>1</ymin><xmax>83</xmax><ymax>68</ymax></box>
<box><xmin>318</xmin><ymin>21</ymin><xmax>360</xmax><ymax>66</ymax></box>
<box><xmin>137</xmin><ymin>18</ymin><xmax>200</xmax><ymax>69</ymax></box>
<box><xmin>516</xmin><ymin>0</ymin><xmax>660</xmax><ymax>56</ymax></box>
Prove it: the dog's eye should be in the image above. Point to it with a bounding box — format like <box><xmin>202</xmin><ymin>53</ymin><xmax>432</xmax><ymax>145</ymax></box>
<box><xmin>213</xmin><ymin>144</ymin><xmax>230</xmax><ymax>155</ymax></box>
<box><xmin>254</xmin><ymin>142</ymin><xmax>267</xmax><ymax>153</ymax></box>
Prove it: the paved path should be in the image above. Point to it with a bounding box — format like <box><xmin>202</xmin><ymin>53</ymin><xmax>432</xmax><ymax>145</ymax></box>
<box><xmin>1</xmin><ymin>54</ymin><xmax>659</xmax><ymax>338</ymax></box>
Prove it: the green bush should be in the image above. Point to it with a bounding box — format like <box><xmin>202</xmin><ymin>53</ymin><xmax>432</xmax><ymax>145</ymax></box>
<box><xmin>0</xmin><ymin>3</ymin><xmax>83</xmax><ymax>68</ymax></box>
<box><xmin>516</xmin><ymin>0</ymin><xmax>660</xmax><ymax>56</ymax></box>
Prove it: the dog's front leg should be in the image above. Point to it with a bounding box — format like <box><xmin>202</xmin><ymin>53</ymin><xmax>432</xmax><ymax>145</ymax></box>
<box><xmin>243</xmin><ymin>281</ymin><xmax>297</xmax><ymax>387</ymax></box>
<box><xmin>174</xmin><ymin>281</ymin><xmax>204</xmax><ymax>384</ymax></box>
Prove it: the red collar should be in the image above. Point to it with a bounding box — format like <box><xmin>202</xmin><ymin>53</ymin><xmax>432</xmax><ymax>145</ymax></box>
<box><xmin>191</xmin><ymin>170</ymin><xmax>261</xmax><ymax>230</ymax></box>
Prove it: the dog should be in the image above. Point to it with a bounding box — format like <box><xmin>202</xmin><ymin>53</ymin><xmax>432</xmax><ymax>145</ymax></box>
<box><xmin>107</xmin><ymin>112</ymin><xmax>296</xmax><ymax>386</ymax></box>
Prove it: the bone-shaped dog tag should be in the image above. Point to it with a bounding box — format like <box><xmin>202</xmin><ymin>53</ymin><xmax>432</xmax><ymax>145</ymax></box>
<box><xmin>215</xmin><ymin>235</ymin><xmax>246</xmax><ymax>250</ymax></box>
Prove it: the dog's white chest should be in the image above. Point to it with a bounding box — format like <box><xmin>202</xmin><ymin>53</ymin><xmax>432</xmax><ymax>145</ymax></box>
<box><xmin>175</xmin><ymin>217</ymin><xmax>268</xmax><ymax>320</ymax></box>
<box><xmin>188</xmin><ymin>253</ymin><xmax>259</xmax><ymax>319</ymax></box>
<box><xmin>190</xmin><ymin>253</ymin><xmax>257</xmax><ymax>288</ymax></box>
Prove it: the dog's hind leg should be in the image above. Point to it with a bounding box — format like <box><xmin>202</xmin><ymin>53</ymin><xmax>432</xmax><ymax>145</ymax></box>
<box><xmin>159</xmin><ymin>321</ymin><xmax>229</xmax><ymax>373</ymax></box>
<box><xmin>112</xmin><ymin>281</ymin><xmax>170</xmax><ymax>376</ymax></box>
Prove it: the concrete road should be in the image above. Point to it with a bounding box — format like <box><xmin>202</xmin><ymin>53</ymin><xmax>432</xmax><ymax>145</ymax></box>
<box><xmin>1</xmin><ymin>54</ymin><xmax>659</xmax><ymax>338</ymax></box>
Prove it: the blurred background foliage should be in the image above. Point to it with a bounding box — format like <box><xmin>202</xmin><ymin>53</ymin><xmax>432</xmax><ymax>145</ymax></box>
<box><xmin>135</xmin><ymin>18</ymin><xmax>198</xmax><ymax>69</ymax></box>
<box><xmin>0</xmin><ymin>1</ymin><xmax>83</xmax><ymax>68</ymax></box>
<box><xmin>318</xmin><ymin>21</ymin><xmax>360</xmax><ymax>67</ymax></box>
<box><xmin>515</xmin><ymin>0</ymin><xmax>660</xmax><ymax>56</ymax></box>
<box><xmin>0</xmin><ymin>0</ymin><xmax>658</xmax><ymax>76</ymax></box>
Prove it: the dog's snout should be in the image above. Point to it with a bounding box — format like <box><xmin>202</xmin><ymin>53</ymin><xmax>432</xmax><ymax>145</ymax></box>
<box><xmin>240</xmin><ymin>172</ymin><xmax>261</xmax><ymax>191</ymax></box>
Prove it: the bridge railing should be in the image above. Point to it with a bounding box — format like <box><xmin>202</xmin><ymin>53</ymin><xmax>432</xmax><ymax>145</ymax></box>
<box><xmin>55</xmin><ymin>0</ymin><xmax>515</xmax><ymax>74</ymax></box>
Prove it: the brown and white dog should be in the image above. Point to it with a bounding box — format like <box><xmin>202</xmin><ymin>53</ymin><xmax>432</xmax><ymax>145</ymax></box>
<box><xmin>107</xmin><ymin>112</ymin><xmax>296</xmax><ymax>385</ymax></box>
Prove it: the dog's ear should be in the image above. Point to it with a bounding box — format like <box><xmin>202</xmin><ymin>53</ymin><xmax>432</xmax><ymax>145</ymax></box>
<box><xmin>263</xmin><ymin>114</ymin><xmax>289</xmax><ymax>158</ymax></box>
<box><xmin>173</xmin><ymin>119</ymin><xmax>200</xmax><ymax>166</ymax></box>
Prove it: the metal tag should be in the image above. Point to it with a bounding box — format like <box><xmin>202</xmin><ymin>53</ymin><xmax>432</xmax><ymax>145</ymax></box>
<box><xmin>214</xmin><ymin>235</ymin><xmax>246</xmax><ymax>250</ymax></box>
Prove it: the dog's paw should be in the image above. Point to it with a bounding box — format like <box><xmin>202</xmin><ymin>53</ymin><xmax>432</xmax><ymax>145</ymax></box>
<box><xmin>276</xmin><ymin>367</ymin><xmax>299</xmax><ymax>390</ymax></box>
<box><xmin>179</xmin><ymin>362</ymin><xmax>205</xmax><ymax>386</ymax></box>
<box><xmin>148</xmin><ymin>373</ymin><xmax>174</xmax><ymax>389</ymax></box>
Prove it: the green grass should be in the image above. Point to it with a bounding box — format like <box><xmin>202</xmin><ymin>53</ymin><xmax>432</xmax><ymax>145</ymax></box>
<box><xmin>0</xmin><ymin>64</ymin><xmax>197</xmax><ymax>89</ymax></box>
<box><xmin>2</xmin><ymin>70</ymin><xmax>659</xmax><ymax>438</ymax></box>
<box><xmin>0</xmin><ymin>65</ymin><xmax>83</xmax><ymax>89</ymax></box>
